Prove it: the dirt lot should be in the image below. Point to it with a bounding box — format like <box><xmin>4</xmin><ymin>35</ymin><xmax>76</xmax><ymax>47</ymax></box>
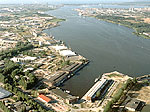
<box><xmin>136</xmin><ymin>86</ymin><xmax>150</xmax><ymax>104</ymax></box>
<box><xmin>103</xmin><ymin>71</ymin><xmax>131</xmax><ymax>82</ymax></box>
<box><xmin>129</xmin><ymin>83</ymin><xmax>150</xmax><ymax>104</ymax></box>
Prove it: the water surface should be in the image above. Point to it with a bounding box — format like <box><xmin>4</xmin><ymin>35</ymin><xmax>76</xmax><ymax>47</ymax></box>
<box><xmin>44</xmin><ymin>5</ymin><xmax>150</xmax><ymax>97</ymax></box>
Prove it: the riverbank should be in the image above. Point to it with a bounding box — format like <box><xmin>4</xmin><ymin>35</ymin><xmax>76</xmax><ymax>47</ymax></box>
<box><xmin>75</xmin><ymin>7</ymin><xmax>150</xmax><ymax>39</ymax></box>
<box><xmin>80</xmin><ymin>71</ymin><xmax>150</xmax><ymax>112</ymax></box>
<box><xmin>95</xmin><ymin>17</ymin><xmax>150</xmax><ymax>39</ymax></box>
<box><xmin>0</xmin><ymin>4</ymin><xmax>91</xmax><ymax>112</ymax></box>
<box><xmin>44</xmin><ymin>5</ymin><xmax>150</xmax><ymax>98</ymax></box>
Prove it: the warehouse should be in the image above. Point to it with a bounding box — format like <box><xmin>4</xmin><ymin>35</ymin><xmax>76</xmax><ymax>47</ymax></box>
<box><xmin>82</xmin><ymin>79</ymin><xmax>114</xmax><ymax>102</ymax></box>
<box><xmin>0</xmin><ymin>87</ymin><xmax>12</xmax><ymax>99</ymax></box>
<box><xmin>11</xmin><ymin>56</ymin><xmax>37</xmax><ymax>63</ymax></box>
<box><xmin>44</xmin><ymin>63</ymin><xmax>84</xmax><ymax>87</ymax></box>
<box><xmin>38</xmin><ymin>94</ymin><xmax>51</xmax><ymax>104</ymax></box>
<box><xmin>63</xmin><ymin>63</ymin><xmax>79</xmax><ymax>72</ymax></box>
<box><xmin>51</xmin><ymin>45</ymin><xmax>67</xmax><ymax>51</ymax></box>
<box><xmin>44</xmin><ymin>72</ymin><xmax>70</xmax><ymax>87</ymax></box>
<box><xmin>59</xmin><ymin>50</ymin><xmax>76</xmax><ymax>57</ymax></box>
<box><xmin>125</xmin><ymin>99</ymin><xmax>145</xmax><ymax>111</ymax></box>
<box><xmin>51</xmin><ymin>88</ymin><xmax>78</xmax><ymax>104</ymax></box>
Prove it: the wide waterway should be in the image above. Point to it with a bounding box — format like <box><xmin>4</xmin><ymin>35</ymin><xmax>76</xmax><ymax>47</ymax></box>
<box><xmin>44</xmin><ymin>4</ymin><xmax>150</xmax><ymax>97</ymax></box>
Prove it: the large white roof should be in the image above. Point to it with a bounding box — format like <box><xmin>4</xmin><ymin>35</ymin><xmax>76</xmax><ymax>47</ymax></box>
<box><xmin>59</xmin><ymin>50</ymin><xmax>76</xmax><ymax>56</ymax></box>
<box><xmin>10</xmin><ymin>56</ymin><xmax>37</xmax><ymax>62</ymax></box>
<box><xmin>24</xmin><ymin>56</ymin><xmax>37</xmax><ymax>60</ymax></box>
<box><xmin>51</xmin><ymin>45</ymin><xmax>68</xmax><ymax>51</ymax></box>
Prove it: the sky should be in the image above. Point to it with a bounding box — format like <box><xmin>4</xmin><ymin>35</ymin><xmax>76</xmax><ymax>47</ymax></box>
<box><xmin>0</xmin><ymin>0</ymin><xmax>149</xmax><ymax>4</ymax></box>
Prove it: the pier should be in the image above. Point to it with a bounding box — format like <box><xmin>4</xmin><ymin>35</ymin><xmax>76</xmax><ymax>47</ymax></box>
<box><xmin>44</xmin><ymin>61</ymin><xmax>89</xmax><ymax>87</ymax></box>
<box><xmin>82</xmin><ymin>78</ymin><xmax>114</xmax><ymax>102</ymax></box>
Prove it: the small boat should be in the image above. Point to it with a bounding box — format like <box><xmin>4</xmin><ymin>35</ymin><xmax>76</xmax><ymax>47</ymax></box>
<box><xmin>66</xmin><ymin>90</ymin><xmax>70</xmax><ymax>93</ymax></box>
<box><xmin>95</xmin><ymin>75</ymin><xmax>101</xmax><ymax>82</ymax></box>
<box><xmin>79</xmin><ymin>12</ymin><xmax>82</xmax><ymax>16</ymax></box>
<box><xmin>95</xmin><ymin>78</ymin><xmax>99</xmax><ymax>82</ymax></box>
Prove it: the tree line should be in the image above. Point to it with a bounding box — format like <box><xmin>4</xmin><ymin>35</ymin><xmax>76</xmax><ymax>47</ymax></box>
<box><xmin>0</xmin><ymin>42</ymin><xmax>34</xmax><ymax>60</ymax></box>
<box><xmin>96</xmin><ymin>15</ymin><xmax>150</xmax><ymax>36</ymax></box>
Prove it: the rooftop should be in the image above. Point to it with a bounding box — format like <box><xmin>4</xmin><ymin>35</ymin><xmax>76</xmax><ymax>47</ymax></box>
<box><xmin>0</xmin><ymin>87</ymin><xmax>12</xmax><ymax>99</ymax></box>
<box><xmin>51</xmin><ymin>45</ymin><xmax>67</xmax><ymax>51</ymax></box>
<box><xmin>51</xmin><ymin>88</ymin><xmax>77</xmax><ymax>100</ymax></box>
<box><xmin>59</xmin><ymin>50</ymin><xmax>76</xmax><ymax>57</ymax></box>
<box><xmin>125</xmin><ymin>98</ymin><xmax>145</xmax><ymax>111</ymax></box>
<box><xmin>38</xmin><ymin>94</ymin><xmax>51</xmax><ymax>103</ymax></box>
<box><xmin>51</xmin><ymin>89</ymin><xmax>69</xmax><ymax>99</ymax></box>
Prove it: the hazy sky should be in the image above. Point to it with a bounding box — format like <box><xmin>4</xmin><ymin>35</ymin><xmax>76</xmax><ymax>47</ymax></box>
<box><xmin>0</xmin><ymin>0</ymin><xmax>148</xmax><ymax>4</ymax></box>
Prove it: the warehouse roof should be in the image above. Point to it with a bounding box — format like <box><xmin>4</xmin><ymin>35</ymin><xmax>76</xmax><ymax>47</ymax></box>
<box><xmin>38</xmin><ymin>94</ymin><xmax>51</xmax><ymax>103</ymax></box>
<box><xmin>59</xmin><ymin>50</ymin><xmax>76</xmax><ymax>57</ymax></box>
<box><xmin>0</xmin><ymin>87</ymin><xmax>12</xmax><ymax>99</ymax></box>
<box><xmin>51</xmin><ymin>88</ymin><xmax>70</xmax><ymax>99</ymax></box>
<box><xmin>51</xmin><ymin>45</ymin><xmax>68</xmax><ymax>51</ymax></box>
<box><xmin>125</xmin><ymin>99</ymin><xmax>145</xmax><ymax>111</ymax></box>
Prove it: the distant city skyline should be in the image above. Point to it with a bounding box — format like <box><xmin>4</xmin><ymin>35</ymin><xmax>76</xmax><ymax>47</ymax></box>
<box><xmin>0</xmin><ymin>0</ymin><xmax>149</xmax><ymax>4</ymax></box>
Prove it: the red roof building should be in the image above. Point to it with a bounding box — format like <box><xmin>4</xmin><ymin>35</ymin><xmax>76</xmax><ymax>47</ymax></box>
<box><xmin>38</xmin><ymin>94</ymin><xmax>51</xmax><ymax>103</ymax></box>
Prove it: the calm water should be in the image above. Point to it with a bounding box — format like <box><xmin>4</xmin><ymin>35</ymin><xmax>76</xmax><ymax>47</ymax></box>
<box><xmin>44</xmin><ymin>5</ymin><xmax>150</xmax><ymax>97</ymax></box>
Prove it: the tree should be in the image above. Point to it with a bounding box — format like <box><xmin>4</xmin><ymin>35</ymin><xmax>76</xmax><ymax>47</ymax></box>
<box><xmin>103</xmin><ymin>101</ymin><xmax>113</xmax><ymax>112</ymax></box>
<box><xmin>133</xmin><ymin>77</ymin><xmax>137</xmax><ymax>84</ymax></box>
<box><xmin>0</xmin><ymin>73</ymin><xmax>5</xmax><ymax>83</ymax></box>
<box><xmin>96</xmin><ymin>90</ymin><xmax>101</xmax><ymax>98</ymax></box>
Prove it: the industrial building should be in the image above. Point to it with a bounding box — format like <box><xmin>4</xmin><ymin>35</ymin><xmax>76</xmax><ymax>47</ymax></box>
<box><xmin>0</xmin><ymin>87</ymin><xmax>12</xmax><ymax>99</ymax></box>
<box><xmin>62</xmin><ymin>63</ymin><xmax>83</xmax><ymax>73</ymax></box>
<box><xmin>38</xmin><ymin>94</ymin><xmax>51</xmax><ymax>104</ymax></box>
<box><xmin>44</xmin><ymin>71</ymin><xmax>69</xmax><ymax>87</ymax></box>
<box><xmin>51</xmin><ymin>45</ymin><xmax>76</xmax><ymax>57</ymax></box>
<box><xmin>44</xmin><ymin>62</ymin><xmax>84</xmax><ymax>87</ymax></box>
<box><xmin>59</xmin><ymin>50</ymin><xmax>76</xmax><ymax>57</ymax></box>
<box><xmin>51</xmin><ymin>88</ymin><xmax>78</xmax><ymax>104</ymax></box>
<box><xmin>82</xmin><ymin>79</ymin><xmax>114</xmax><ymax>102</ymax></box>
<box><xmin>125</xmin><ymin>99</ymin><xmax>145</xmax><ymax>111</ymax></box>
<box><xmin>10</xmin><ymin>56</ymin><xmax>37</xmax><ymax>63</ymax></box>
<box><xmin>51</xmin><ymin>45</ymin><xmax>68</xmax><ymax>51</ymax></box>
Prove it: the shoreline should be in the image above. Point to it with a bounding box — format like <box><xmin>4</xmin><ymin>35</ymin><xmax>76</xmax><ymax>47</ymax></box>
<box><xmin>41</xmin><ymin>9</ymin><xmax>90</xmax><ymax>97</ymax></box>
<box><xmin>94</xmin><ymin>17</ymin><xmax>150</xmax><ymax>39</ymax></box>
<box><xmin>75</xmin><ymin>7</ymin><xmax>150</xmax><ymax>39</ymax></box>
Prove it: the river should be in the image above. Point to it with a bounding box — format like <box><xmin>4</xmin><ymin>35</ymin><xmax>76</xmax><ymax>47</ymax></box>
<box><xmin>44</xmin><ymin>4</ymin><xmax>150</xmax><ymax>97</ymax></box>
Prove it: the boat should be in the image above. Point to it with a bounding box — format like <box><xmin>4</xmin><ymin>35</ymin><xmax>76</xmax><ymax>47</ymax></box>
<box><xmin>94</xmin><ymin>75</ymin><xmax>101</xmax><ymax>82</ymax></box>
<box><xmin>79</xmin><ymin>12</ymin><xmax>82</xmax><ymax>16</ymax></box>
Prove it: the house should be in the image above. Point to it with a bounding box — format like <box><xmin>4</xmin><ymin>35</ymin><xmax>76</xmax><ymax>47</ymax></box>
<box><xmin>38</xmin><ymin>94</ymin><xmax>51</xmax><ymax>103</ymax></box>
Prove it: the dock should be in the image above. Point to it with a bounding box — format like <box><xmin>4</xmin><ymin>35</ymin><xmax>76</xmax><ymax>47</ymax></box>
<box><xmin>44</xmin><ymin>61</ymin><xmax>89</xmax><ymax>87</ymax></box>
<box><xmin>82</xmin><ymin>77</ymin><xmax>114</xmax><ymax>102</ymax></box>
